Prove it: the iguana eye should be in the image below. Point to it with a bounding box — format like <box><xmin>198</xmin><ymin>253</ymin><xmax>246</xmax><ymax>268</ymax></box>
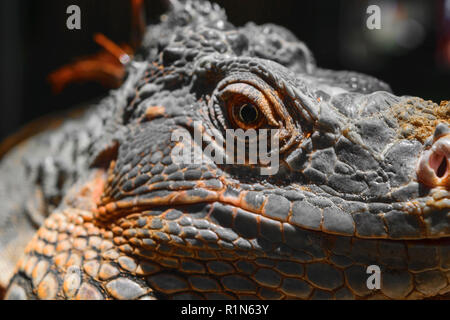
<box><xmin>237</xmin><ymin>103</ymin><xmax>259</xmax><ymax>124</ymax></box>
<box><xmin>209</xmin><ymin>73</ymin><xmax>303</xmax><ymax>153</ymax></box>
<box><xmin>216</xmin><ymin>82</ymin><xmax>271</xmax><ymax>130</ymax></box>
<box><xmin>229</xmin><ymin>99</ymin><xmax>264</xmax><ymax>129</ymax></box>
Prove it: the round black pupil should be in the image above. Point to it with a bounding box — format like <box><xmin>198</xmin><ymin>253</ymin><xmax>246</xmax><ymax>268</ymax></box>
<box><xmin>239</xmin><ymin>104</ymin><xmax>258</xmax><ymax>123</ymax></box>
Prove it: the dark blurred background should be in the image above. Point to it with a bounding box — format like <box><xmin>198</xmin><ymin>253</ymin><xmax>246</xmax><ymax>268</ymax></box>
<box><xmin>1</xmin><ymin>0</ymin><xmax>449</xmax><ymax>142</ymax></box>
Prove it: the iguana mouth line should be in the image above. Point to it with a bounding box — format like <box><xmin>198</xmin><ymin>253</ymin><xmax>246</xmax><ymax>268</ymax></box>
<box><xmin>94</xmin><ymin>185</ymin><xmax>450</xmax><ymax>241</ymax></box>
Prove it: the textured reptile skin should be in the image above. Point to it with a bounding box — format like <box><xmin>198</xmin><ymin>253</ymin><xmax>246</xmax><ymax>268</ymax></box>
<box><xmin>1</xmin><ymin>1</ymin><xmax>449</xmax><ymax>300</ymax></box>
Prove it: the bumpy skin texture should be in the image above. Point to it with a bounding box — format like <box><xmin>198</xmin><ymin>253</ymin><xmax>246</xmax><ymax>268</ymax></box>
<box><xmin>1</xmin><ymin>1</ymin><xmax>450</xmax><ymax>300</ymax></box>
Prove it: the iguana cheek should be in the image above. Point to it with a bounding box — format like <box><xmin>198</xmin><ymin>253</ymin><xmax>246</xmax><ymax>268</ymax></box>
<box><xmin>417</xmin><ymin>134</ymin><xmax>450</xmax><ymax>188</ymax></box>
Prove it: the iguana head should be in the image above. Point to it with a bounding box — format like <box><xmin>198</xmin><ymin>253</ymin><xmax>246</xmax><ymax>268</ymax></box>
<box><xmin>4</xmin><ymin>0</ymin><xmax>449</xmax><ymax>300</ymax></box>
<box><xmin>95</xmin><ymin>0</ymin><xmax>449</xmax><ymax>243</ymax></box>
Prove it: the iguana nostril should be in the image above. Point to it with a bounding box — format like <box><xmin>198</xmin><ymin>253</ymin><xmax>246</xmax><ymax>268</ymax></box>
<box><xmin>435</xmin><ymin>155</ymin><xmax>447</xmax><ymax>178</ymax></box>
<box><xmin>417</xmin><ymin>134</ymin><xmax>450</xmax><ymax>187</ymax></box>
<box><xmin>239</xmin><ymin>103</ymin><xmax>258</xmax><ymax>124</ymax></box>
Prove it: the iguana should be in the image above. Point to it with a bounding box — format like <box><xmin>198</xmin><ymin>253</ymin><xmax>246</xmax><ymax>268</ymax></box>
<box><xmin>0</xmin><ymin>0</ymin><xmax>449</xmax><ymax>300</ymax></box>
